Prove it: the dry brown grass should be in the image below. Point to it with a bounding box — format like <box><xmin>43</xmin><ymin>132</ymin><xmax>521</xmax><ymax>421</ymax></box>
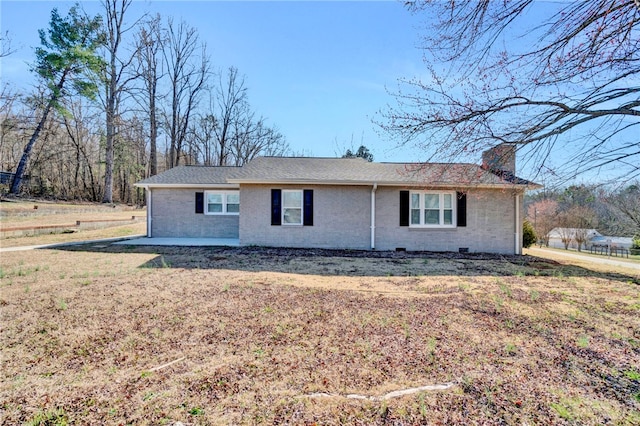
<box><xmin>0</xmin><ymin>199</ymin><xmax>144</xmax><ymax>227</ymax></box>
<box><xmin>1</xmin><ymin>241</ymin><xmax>639</xmax><ymax>425</ymax></box>
<box><xmin>1</xmin><ymin>201</ymin><xmax>639</xmax><ymax>424</ymax></box>
<box><xmin>1</xmin><ymin>199</ymin><xmax>146</xmax><ymax>248</ymax></box>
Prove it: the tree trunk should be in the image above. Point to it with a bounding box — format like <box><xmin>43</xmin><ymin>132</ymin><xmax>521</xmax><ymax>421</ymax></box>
<box><xmin>149</xmin><ymin>90</ymin><xmax>157</xmax><ymax>175</ymax></box>
<box><xmin>102</xmin><ymin>61</ymin><xmax>116</xmax><ymax>203</ymax></box>
<box><xmin>10</xmin><ymin>76</ymin><xmax>65</xmax><ymax>194</ymax></box>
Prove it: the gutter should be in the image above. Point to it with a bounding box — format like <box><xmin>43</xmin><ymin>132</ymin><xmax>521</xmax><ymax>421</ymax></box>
<box><xmin>515</xmin><ymin>192</ymin><xmax>520</xmax><ymax>255</ymax></box>
<box><xmin>147</xmin><ymin>188</ymin><xmax>152</xmax><ymax>238</ymax></box>
<box><xmin>371</xmin><ymin>183</ymin><xmax>377</xmax><ymax>250</ymax></box>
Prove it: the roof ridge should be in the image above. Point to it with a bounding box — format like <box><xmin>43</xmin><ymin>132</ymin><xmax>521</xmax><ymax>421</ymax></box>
<box><xmin>258</xmin><ymin>156</ymin><xmax>365</xmax><ymax>160</ymax></box>
<box><xmin>182</xmin><ymin>165</ymin><xmax>242</xmax><ymax>168</ymax></box>
<box><xmin>378</xmin><ymin>161</ymin><xmax>479</xmax><ymax>166</ymax></box>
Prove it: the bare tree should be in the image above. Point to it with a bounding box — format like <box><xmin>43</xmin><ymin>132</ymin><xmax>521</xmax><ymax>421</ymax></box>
<box><xmin>114</xmin><ymin>116</ymin><xmax>146</xmax><ymax>204</ymax></box>
<box><xmin>527</xmin><ymin>199</ymin><xmax>558</xmax><ymax>247</ymax></box>
<box><xmin>1</xmin><ymin>31</ymin><xmax>16</xmax><ymax>58</ymax></box>
<box><xmin>568</xmin><ymin>206</ymin><xmax>598</xmax><ymax>251</ymax></box>
<box><xmin>606</xmin><ymin>182</ymin><xmax>640</xmax><ymax>236</ymax></box>
<box><xmin>556</xmin><ymin>220</ymin><xmax>576</xmax><ymax>250</ymax></box>
<box><xmin>162</xmin><ymin>18</ymin><xmax>209</xmax><ymax>168</ymax></box>
<box><xmin>101</xmin><ymin>0</ymin><xmax>142</xmax><ymax>203</ymax></box>
<box><xmin>187</xmin><ymin>67</ymin><xmax>288</xmax><ymax>167</ymax></box>
<box><xmin>0</xmin><ymin>87</ymin><xmax>22</xmax><ymax>172</ymax></box>
<box><xmin>229</xmin><ymin>114</ymin><xmax>287</xmax><ymax>166</ymax></box>
<box><xmin>188</xmin><ymin>113</ymin><xmax>218</xmax><ymax>165</ymax></box>
<box><xmin>60</xmin><ymin>98</ymin><xmax>103</xmax><ymax>200</ymax></box>
<box><xmin>381</xmin><ymin>1</ymin><xmax>640</xmax><ymax>183</ymax></box>
<box><xmin>211</xmin><ymin>67</ymin><xmax>246</xmax><ymax>166</ymax></box>
<box><xmin>133</xmin><ymin>14</ymin><xmax>163</xmax><ymax>176</ymax></box>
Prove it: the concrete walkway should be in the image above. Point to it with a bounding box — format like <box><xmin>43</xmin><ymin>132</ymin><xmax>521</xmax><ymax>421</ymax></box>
<box><xmin>0</xmin><ymin>235</ymin><xmax>147</xmax><ymax>253</ymax></box>
<box><xmin>112</xmin><ymin>237</ymin><xmax>240</xmax><ymax>247</ymax></box>
<box><xmin>0</xmin><ymin>236</ymin><xmax>240</xmax><ymax>252</ymax></box>
<box><xmin>527</xmin><ymin>247</ymin><xmax>640</xmax><ymax>271</ymax></box>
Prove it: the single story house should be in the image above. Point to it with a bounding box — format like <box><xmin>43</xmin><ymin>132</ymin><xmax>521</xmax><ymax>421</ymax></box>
<box><xmin>135</xmin><ymin>144</ymin><xmax>541</xmax><ymax>254</ymax></box>
<box><xmin>547</xmin><ymin>228</ymin><xmax>634</xmax><ymax>250</ymax></box>
<box><xmin>589</xmin><ymin>235</ymin><xmax>634</xmax><ymax>250</ymax></box>
<box><xmin>547</xmin><ymin>228</ymin><xmax>601</xmax><ymax>250</ymax></box>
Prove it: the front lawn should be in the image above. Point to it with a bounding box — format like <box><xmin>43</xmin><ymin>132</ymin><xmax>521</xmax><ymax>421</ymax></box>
<box><xmin>1</xmin><ymin>246</ymin><xmax>638</xmax><ymax>425</ymax></box>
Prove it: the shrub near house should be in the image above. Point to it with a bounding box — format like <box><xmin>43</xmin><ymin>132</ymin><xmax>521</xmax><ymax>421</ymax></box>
<box><xmin>523</xmin><ymin>220</ymin><xmax>536</xmax><ymax>248</ymax></box>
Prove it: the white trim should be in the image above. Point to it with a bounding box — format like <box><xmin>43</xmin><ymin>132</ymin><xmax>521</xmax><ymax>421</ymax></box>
<box><xmin>134</xmin><ymin>183</ymin><xmax>239</xmax><ymax>189</ymax></box>
<box><xmin>204</xmin><ymin>190</ymin><xmax>240</xmax><ymax>215</ymax></box>
<box><xmin>371</xmin><ymin>183</ymin><xmax>377</xmax><ymax>249</ymax></box>
<box><xmin>226</xmin><ymin>179</ymin><xmax>541</xmax><ymax>190</ymax></box>
<box><xmin>137</xmin><ymin>180</ymin><xmax>538</xmax><ymax>190</ymax></box>
<box><xmin>147</xmin><ymin>188</ymin><xmax>152</xmax><ymax>237</ymax></box>
<box><xmin>515</xmin><ymin>193</ymin><xmax>521</xmax><ymax>255</ymax></box>
<box><xmin>282</xmin><ymin>189</ymin><xmax>303</xmax><ymax>225</ymax></box>
<box><xmin>409</xmin><ymin>191</ymin><xmax>457</xmax><ymax>228</ymax></box>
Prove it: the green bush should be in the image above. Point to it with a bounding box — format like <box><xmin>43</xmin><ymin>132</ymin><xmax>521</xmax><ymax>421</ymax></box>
<box><xmin>523</xmin><ymin>220</ymin><xmax>537</xmax><ymax>248</ymax></box>
<box><xmin>632</xmin><ymin>235</ymin><xmax>640</xmax><ymax>250</ymax></box>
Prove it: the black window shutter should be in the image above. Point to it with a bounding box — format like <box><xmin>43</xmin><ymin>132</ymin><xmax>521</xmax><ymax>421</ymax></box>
<box><xmin>303</xmin><ymin>189</ymin><xmax>313</xmax><ymax>226</ymax></box>
<box><xmin>457</xmin><ymin>192</ymin><xmax>467</xmax><ymax>227</ymax></box>
<box><xmin>195</xmin><ymin>192</ymin><xmax>204</xmax><ymax>214</ymax></box>
<box><xmin>271</xmin><ymin>189</ymin><xmax>281</xmax><ymax>226</ymax></box>
<box><xmin>399</xmin><ymin>190</ymin><xmax>409</xmax><ymax>226</ymax></box>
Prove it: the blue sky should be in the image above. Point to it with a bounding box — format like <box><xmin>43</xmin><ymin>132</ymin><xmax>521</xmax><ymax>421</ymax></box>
<box><xmin>2</xmin><ymin>1</ymin><xmax>633</xmax><ymax>185</ymax></box>
<box><xmin>1</xmin><ymin>1</ymin><xmax>428</xmax><ymax>162</ymax></box>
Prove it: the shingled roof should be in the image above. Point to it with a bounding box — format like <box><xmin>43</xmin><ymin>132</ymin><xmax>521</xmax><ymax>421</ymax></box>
<box><xmin>227</xmin><ymin>157</ymin><xmax>540</xmax><ymax>188</ymax></box>
<box><xmin>136</xmin><ymin>157</ymin><xmax>541</xmax><ymax>188</ymax></box>
<box><xmin>136</xmin><ymin>165</ymin><xmax>241</xmax><ymax>187</ymax></box>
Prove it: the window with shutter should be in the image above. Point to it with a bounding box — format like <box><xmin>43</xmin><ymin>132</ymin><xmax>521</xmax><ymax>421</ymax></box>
<box><xmin>195</xmin><ymin>192</ymin><xmax>204</xmax><ymax>214</ymax></box>
<box><xmin>272</xmin><ymin>189</ymin><xmax>314</xmax><ymax>226</ymax></box>
<box><xmin>401</xmin><ymin>190</ymin><xmax>461</xmax><ymax>228</ymax></box>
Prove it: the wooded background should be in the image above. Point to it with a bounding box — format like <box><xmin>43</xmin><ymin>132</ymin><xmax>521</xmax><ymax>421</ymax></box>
<box><xmin>1</xmin><ymin>1</ymin><xmax>638</xmax><ymax>239</ymax></box>
<box><xmin>1</xmin><ymin>2</ymin><xmax>288</xmax><ymax>204</ymax></box>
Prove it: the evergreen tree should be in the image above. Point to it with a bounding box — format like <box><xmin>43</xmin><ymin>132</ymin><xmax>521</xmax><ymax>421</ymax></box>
<box><xmin>10</xmin><ymin>4</ymin><xmax>104</xmax><ymax>194</ymax></box>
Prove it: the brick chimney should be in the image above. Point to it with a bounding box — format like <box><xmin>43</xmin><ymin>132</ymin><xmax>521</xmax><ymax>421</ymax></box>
<box><xmin>482</xmin><ymin>143</ymin><xmax>516</xmax><ymax>175</ymax></box>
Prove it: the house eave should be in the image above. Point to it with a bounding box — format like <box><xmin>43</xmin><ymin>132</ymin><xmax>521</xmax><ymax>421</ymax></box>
<box><xmin>226</xmin><ymin>178</ymin><xmax>538</xmax><ymax>189</ymax></box>
<box><xmin>134</xmin><ymin>183</ymin><xmax>240</xmax><ymax>190</ymax></box>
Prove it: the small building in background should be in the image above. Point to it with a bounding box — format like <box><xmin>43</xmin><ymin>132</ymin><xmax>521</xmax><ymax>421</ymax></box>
<box><xmin>547</xmin><ymin>228</ymin><xmax>633</xmax><ymax>250</ymax></box>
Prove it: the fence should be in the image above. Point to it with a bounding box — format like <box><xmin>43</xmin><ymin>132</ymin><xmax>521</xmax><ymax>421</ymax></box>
<box><xmin>590</xmin><ymin>243</ymin><xmax>629</xmax><ymax>258</ymax></box>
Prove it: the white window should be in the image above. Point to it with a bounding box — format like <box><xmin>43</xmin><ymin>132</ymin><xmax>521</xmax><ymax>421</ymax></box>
<box><xmin>282</xmin><ymin>190</ymin><xmax>302</xmax><ymax>225</ymax></box>
<box><xmin>205</xmin><ymin>191</ymin><xmax>239</xmax><ymax>215</ymax></box>
<box><xmin>410</xmin><ymin>191</ymin><xmax>455</xmax><ymax>227</ymax></box>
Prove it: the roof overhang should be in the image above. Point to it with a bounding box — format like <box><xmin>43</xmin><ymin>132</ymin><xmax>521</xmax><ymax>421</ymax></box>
<box><xmin>227</xmin><ymin>178</ymin><xmax>540</xmax><ymax>190</ymax></box>
<box><xmin>134</xmin><ymin>183</ymin><xmax>240</xmax><ymax>190</ymax></box>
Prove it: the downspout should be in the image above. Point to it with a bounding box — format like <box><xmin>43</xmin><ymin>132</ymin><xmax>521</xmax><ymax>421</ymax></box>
<box><xmin>147</xmin><ymin>187</ymin><xmax>152</xmax><ymax>238</ymax></box>
<box><xmin>515</xmin><ymin>192</ymin><xmax>520</xmax><ymax>255</ymax></box>
<box><xmin>371</xmin><ymin>183</ymin><xmax>377</xmax><ymax>250</ymax></box>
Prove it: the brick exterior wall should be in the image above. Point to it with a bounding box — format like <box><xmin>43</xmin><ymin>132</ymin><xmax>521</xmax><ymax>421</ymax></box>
<box><xmin>239</xmin><ymin>184</ymin><xmax>522</xmax><ymax>254</ymax></box>
<box><xmin>150</xmin><ymin>185</ymin><xmax>524</xmax><ymax>254</ymax></box>
<box><xmin>375</xmin><ymin>187</ymin><xmax>522</xmax><ymax>254</ymax></box>
<box><xmin>150</xmin><ymin>188</ymin><xmax>239</xmax><ymax>238</ymax></box>
<box><xmin>239</xmin><ymin>184</ymin><xmax>371</xmax><ymax>249</ymax></box>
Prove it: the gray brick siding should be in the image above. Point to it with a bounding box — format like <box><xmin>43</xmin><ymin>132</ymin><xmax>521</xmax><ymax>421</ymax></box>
<box><xmin>239</xmin><ymin>185</ymin><xmax>522</xmax><ymax>254</ymax></box>
<box><xmin>239</xmin><ymin>184</ymin><xmax>371</xmax><ymax>249</ymax></box>
<box><xmin>375</xmin><ymin>187</ymin><xmax>522</xmax><ymax>254</ymax></box>
<box><xmin>150</xmin><ymin>188</ymin><xmax>239</xmax><ymax>238</ymax></box>
<box><xmin>150</xmin><ymin>185</ymin><xmax>524</xmax><ymax>254</ymax></box>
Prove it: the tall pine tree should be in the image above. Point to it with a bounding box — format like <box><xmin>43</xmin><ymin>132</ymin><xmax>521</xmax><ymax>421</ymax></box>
<box><xmin>10</xmin><ymin>4</ymin><xmax>104</xmax><ymax>194</ymax></box>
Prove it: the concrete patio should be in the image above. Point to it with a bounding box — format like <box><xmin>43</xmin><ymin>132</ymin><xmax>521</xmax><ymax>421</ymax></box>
<box><xmin>112</xmin><ymin>237</ymin><xmax>240</xmax><ymax>247</ymax></box>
